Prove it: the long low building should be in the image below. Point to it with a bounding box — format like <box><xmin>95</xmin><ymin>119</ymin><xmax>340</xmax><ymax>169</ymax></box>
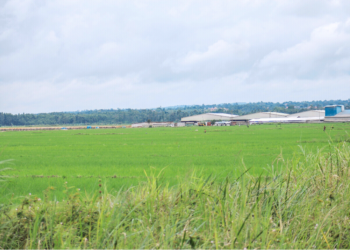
<box><xmin>250</xmin><ymin>117</ymin><xmax>324</xmax><ymax>125</ymax></box>
<box><xmin>180</xmin><ymin>108</ymin><xmax>350</xmax><ymax>125</ymax></box>
<box><xmin>249</xmin><ymin>110</ymin><xmax>325</xmax><ymax>124</ymax></box>
<box><xmin>287</xmin><ymin>110</ymin><xmax>325</xmax><ymax>118</ymax></box>
<box><xmin>131</xmin><ymin>122</ymin><xmax>186</xmax><ymax>128</ymax></box>
<box><xmin>181</xmin><ymin>113</ymin><xmax>238</xmax><ymax>122</ymax></box>
<box><xmin>131</xmin><ymin>122</ymin><xmax>174</xmax><ymax>128</ymax></box>
<box><xmin>230</xmin><ymin>112</ymin><xmax>288</xmax><ymax>124</ymax></box>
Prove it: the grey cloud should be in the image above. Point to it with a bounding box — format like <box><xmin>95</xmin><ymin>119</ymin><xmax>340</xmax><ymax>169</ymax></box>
<box><xmin>1</xmin><ymin>0</ymin><xmax>350</xmax><ymax>113</ymax></box>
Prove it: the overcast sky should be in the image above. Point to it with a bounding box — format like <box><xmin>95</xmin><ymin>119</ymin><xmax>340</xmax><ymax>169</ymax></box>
<box><xmin>1</xmin><ymin>0</ymin><xmax>350</xmax><ymax>113</ymax></box>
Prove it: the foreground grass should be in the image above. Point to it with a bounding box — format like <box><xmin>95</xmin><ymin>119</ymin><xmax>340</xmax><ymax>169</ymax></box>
<box><xmin>1</xmin><ymin>142</ymin><xmax>350</xmax><ymax>249</ymax></box>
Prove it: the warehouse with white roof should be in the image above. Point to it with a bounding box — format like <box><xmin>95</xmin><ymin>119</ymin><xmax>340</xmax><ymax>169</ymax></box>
<box><xmin>249</xmin><ymin>117</ymin><xmax>324</xmax><ymax>125</ymax></box>
<box><xmin>248</xmin><ymin>110</ymin><xmax>325</xmax><ymax>124</ymax></box>
<box><xmin>287</xmin><ymin>110</ymin><xmax>325</xmax><ymax>118</ymax></box>
<box><xmin>230</xmin><ymin>112</ymin><xmax>288</xmax><ymax>124</ymax></box>
<box><xmin>181</xmin><ymin>113</ymin><xmax>238</xmax><ymax>122</ymax></box>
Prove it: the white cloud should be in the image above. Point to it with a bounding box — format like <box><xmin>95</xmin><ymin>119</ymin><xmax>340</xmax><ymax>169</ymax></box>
<box><xmin>253</xmin><ymin>19</ymin><xmax>350</xmax><ymax>81</ymax></box>
<box><xmin>0</xmin><ymin>0</ymin><xmax>350</xmax><ymax>113</ymax></box>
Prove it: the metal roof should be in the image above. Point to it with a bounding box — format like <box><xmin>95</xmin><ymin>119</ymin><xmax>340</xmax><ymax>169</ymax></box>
<box><xmin>250</xmin><ymin>117</ymin><xmax>324</xmax><ymax>123</ymax></box>
<box><xmin>334</xmin><ymin>110</ymin><xmax>350</xmax><ymax>117</ymax></box>
<box><xmin>207</xmin><ymin>113</ymin><xmax>238</xmax><ymax>117</ymax></box>
<box><xmin>287</xmin><ymin>110</ymin><xmax>325</xmax><ymax>118</ymax></box>
<box><xmin>181</xmin><ymin>113</ymin><xmax>238</xmax><ymax>122</ymax></box>
<box><xmin>231</xmin><ymin>112</ymin><xmax>288</xmax><ymax>121</ymax></box>
<box><xmin>263</xmin><ymin>112</ymin><xmax>289</xmax><ymax>115</ymax></box>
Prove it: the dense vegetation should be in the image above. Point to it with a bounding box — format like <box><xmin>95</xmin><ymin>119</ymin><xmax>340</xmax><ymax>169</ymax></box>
<box><xmin>1</xmin><ymin>99</ymin><xmax>349</xmax><ymax>126</ymax></box>
<box><xmin>1</xmin><ymin>142</ymin><xmax>350</xmax><ymax>249</ymax></box>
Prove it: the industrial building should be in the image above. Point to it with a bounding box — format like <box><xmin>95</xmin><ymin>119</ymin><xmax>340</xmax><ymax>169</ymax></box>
<box><xmin>324</xmin><ymin>105</ymin><xmax>350</xmax><ymax>122</ymax></box>
<box><xmin>230</xmin><ymin>112</ymin><xmax>288</xmax><ymax>124</ymax></box>
<box><xmin>131</xmin><ymin>123</ymin><xmax>150</xmax><ymax>128</ymax></box>
<box><xmin>131</xmin><ymin>122</ymin><xmax>186</xmax><ymax>128</ymax></box>
<box><xmin>131</xmin><ymin>122</ymin><xmax>172</xmax><ymax>128</ymax></box>
<box><xmin>181</xmin><ymin>113</ymin><xmax>238</xmax><ymax>123</ymax></box>
<box><xmin>249</xmin><ymin>117</ymin><xmax>324</xmax><ymax>125</ymax></box>
<box><xmin>249</xmin><ymin>110</ymin><xmax>325</xmax><ymax>124</ymax></box>
<box><xmin>287</xmin><ymin>110</ymin><xmax>325</xmax><ymax>118</ymax></box>
<box><xmin>132</xmin><ymin>106</ymin><xmax>349</xmax><ymax>129</ymax></box>
<box><xmin>214</xmin><ymin>121</ymin><xmax>232</xmax><ymax>126</ymax></box>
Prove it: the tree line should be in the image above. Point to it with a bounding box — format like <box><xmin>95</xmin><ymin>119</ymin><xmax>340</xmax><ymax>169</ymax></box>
<box><xmin>1</xmin><ymin>99</ymin><xmax>349</xmax><ymax>126</ymax></box>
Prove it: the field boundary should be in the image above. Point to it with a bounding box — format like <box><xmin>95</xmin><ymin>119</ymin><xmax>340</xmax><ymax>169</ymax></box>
<box><xmin>0</xmin><ymin>125</ymin><xmax>131</xmax><ymax>131</ymax></box>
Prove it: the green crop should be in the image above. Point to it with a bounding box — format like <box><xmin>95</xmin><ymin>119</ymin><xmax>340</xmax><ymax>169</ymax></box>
<box><xmin>0</xmin><ymin>123</ymin><xmax>349</xmax><ymax>203</ymax></box>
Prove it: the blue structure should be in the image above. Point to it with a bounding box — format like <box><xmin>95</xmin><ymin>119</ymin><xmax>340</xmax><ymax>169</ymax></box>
<box><xmin>325</xmin><ymin>105</ymin><xmax>344</xmax><ymax>117</ymax></box>
<box><xmin>87</xmin><ymin>126</ymin><xmax>92</xmax><ymax>129</ymax></box>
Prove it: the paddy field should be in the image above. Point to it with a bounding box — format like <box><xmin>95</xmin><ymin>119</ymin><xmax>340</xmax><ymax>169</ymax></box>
<box><xmin>1</xmin><ymin>123</ymin><xmax>349</xmax><ymax>203</ymax></box>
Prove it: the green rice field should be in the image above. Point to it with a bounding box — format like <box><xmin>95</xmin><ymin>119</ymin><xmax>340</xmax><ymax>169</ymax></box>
<box><xmin>1</xmin><ymin>123</ymin><xmax>349</xmax><ymax>203</ymax></box>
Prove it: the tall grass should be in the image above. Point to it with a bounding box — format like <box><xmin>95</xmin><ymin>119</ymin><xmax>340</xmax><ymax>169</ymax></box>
<box><xmin>1</xmin><ymin>143</ymin><xmax>350</xmax><ymax>249</ymax></box>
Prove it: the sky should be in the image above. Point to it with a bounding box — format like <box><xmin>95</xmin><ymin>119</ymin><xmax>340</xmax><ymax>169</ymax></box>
<box><xmin>1</xmin><ymin>0</ymin><xmax>350</xmax><ymax>114</ymax></box>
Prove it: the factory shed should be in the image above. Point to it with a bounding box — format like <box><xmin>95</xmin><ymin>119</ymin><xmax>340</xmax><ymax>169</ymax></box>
<box><xmin>325</xmin><ymin>110</ymin><xmax>350</xmax><ymax>122</ymax></box>
<box><xmin>287</xmin><ymin>110</ymin><xmax>325</xmax><ymax>118</ymax></box>
<box><xmin>250</xmin><ymin>117</ymin><xmax>324</xmax><ymax>125</ymax></box>
<box><xmin>181</xmin><ymin>113</ymin><xmax>238</xmax><ymax>122</ymax></box>
<box><xmin>230</xmin><ymin>112</ymin><xmax>288</xmax><ymax>124</ymax></box>
<box><xmin>323</xmin><ymin>105</ymin><xmax>350</xmax><ymax>122</ymax></box>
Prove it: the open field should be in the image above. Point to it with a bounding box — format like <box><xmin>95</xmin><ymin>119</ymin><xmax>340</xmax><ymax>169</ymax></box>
<box><xmin>1</xmin><ymin>123</ymin><xmax>350</xmax><ymax>203</ymax></box>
